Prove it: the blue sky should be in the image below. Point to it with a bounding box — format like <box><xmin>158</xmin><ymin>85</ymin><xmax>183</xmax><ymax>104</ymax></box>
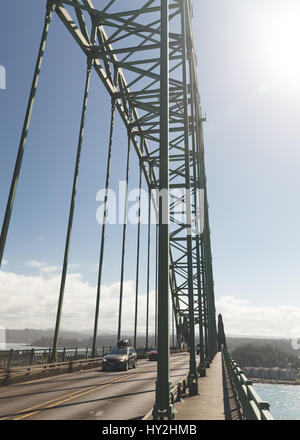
<box><xmin>1</xmin><ymin>0</ymin><xmax>300</xmax><ymax>336</ymax></box>
<box><xmin>194</xmin><ymin>0</ymin><xmax>300</xmax><ymax>309</ymax></box>
<box><xmin>0</xmin><ymin>0</ymin><xmax>153</xmax><ymax>285</ymax></box>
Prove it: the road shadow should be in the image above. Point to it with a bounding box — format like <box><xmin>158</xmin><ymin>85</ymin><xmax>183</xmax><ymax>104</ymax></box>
<box><xmin>0</xmin><ymin>388</ymin><xmax>156</xmax><ymax>420</ymax></box>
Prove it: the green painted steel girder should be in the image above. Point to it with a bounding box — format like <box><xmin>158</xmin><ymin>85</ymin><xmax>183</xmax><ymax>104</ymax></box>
<box><xmin>54</xmin><ymin>0</ymin><xmax>218</xmax><ymax>400</ymax></box>
<box><xmin>0</xmin><ymin>0</ymin><xmax>218</xmax><ymax>420</ymax></box>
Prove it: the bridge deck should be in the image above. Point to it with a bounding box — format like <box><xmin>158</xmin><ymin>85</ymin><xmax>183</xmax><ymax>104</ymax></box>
<box><xmin>0</xmin><ymin>354</ymin><xmax>190</xmax><ymax>420</ymax></box>
<box><xmin>175</xmin><ymin>352</ymin><xmax>225</xmax><ymax>420</ymax></box>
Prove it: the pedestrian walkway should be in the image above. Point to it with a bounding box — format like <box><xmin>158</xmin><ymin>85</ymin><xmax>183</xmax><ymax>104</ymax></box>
<box><xmin>174</xmin><ymin>352</ymin><xmax>225</xmax><ymax>420</ymax></box>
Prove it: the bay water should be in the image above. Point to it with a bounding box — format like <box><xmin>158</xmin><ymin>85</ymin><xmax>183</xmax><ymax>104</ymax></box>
<box><xmin>254</xmin><ymin>383</ymin><xmax>300</xmax><ymax>420</ymax></box>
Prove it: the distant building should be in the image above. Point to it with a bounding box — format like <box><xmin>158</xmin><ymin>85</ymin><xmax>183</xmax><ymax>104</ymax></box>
<box><xmin>244</xmin><ymin>366</ymin><xmax>295</xmax><ymax>381</ymax></box>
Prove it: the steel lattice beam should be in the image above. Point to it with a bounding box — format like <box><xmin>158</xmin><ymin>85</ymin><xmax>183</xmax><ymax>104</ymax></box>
<box><xmin>0</xmin><ymin>0</ymin><xmax>218</xmax><ymax>420</ymax></box>
<box><xmin>54</xmin><ymin>0</ymin><xmax>215</xmax><ymax>335</ymax></box>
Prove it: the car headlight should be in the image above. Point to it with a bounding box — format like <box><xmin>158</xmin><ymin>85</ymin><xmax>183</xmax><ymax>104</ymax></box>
<box><xmin>120</xmin><ymin>357</ymin><xmax>126</xmax><ymax>362</ymax></box>
<box><xmin>103</xmin><ymin>359</ymin><xmax>107</xmax><ymax>362</ymax></box>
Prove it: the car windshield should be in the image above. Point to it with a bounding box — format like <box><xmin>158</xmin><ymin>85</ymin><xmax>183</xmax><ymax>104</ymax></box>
<box><xmin>110</xmin><ymin>347</ymin><xmax>128</xmax><ymax>355</ymax></box>
<box><xmin>152</xmin><ymin>348</ymin><xmax>158</xmax><ymax>351</ymax></box>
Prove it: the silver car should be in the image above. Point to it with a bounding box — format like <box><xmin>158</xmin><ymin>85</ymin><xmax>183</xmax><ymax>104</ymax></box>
<box><xmin>102</xmin><ymin>346</ymin><xmax>137</xmax><ymax>371</ymax></box>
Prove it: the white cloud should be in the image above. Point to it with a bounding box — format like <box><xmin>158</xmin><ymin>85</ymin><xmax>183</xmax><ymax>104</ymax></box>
<box><xmin>25</xmin><ymin>261</ymin><xmax>78</xmax><ymax>275</ymax></box>
<box><xmin>1</xmin><ymin>266</ymin><xmax>300</xmax><ymax>340</ymax></box>
<box><xmin>25</xmin><ymin>260</ymin><xmax>46</xmax><ymax>269</ymax></box>
<box><xmin>25</xmin><ymin>260</ymin><xmax>61</xmax><ymax>275</ymax></box>
<box><xmin>216</xmin><ymin>295</ymin><xmax>300</xmax><ymax>338</ymax></box>
<box><xmin>68</xmin><ymin>264</ymin><xmax>79</xmax><ymax>271</ymax></box>
<box><xmin>0</xmin><ymin>270</ymin><xmax>155</xmax><ymax>336</ymax></box>
<box><xmin>40</xmin><ymin>265</ymin><xmax>61</xmax><ymax>274</ymax></box>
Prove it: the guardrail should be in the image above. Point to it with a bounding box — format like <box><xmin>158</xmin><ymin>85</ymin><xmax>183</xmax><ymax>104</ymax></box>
<box><xmin>0</xmin><ymin>347</ymin><xmax>113</xmax><ymax>369</ymax></box>
<box><xmin>0</xmin><ymin>345</ymin><xmax>169</xmax><ymax>369</ymax></box>
<box><xmin>0</xmin><ymin>356</ymin><xmax>104</xmax><ymax>386</ymax></box>
<box><xmin>142</xmin><ymin>370</ymin><xmax>192</xmax><ymax>420</ymax></box>
<box><xmin>0</xmin><ymin>347</ymin><xmax>186</xmax><ymax>387</ymax></box>
<box><xmin>222</xmin><ymin>347</ymin><xmax>274</xmax><ymax>420</ymax></box>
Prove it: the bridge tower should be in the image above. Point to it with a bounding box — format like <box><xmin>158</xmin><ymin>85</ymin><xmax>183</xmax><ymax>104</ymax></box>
<box><xmin>0</xmin><ymin>0</ymin><xmax>218</xmax><ymax>420</ymax></box>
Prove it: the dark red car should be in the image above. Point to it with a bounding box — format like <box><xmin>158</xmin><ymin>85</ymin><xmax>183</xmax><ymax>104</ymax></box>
<box><xmin>148</xmin><ymin>347</ymin><xmax>158</xmax><ymax>361</ymax></box>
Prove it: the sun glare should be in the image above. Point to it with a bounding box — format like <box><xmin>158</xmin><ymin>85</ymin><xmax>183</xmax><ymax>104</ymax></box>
<box><xmin>262</xmin><ymin>7</ymin><xmax>300</xmax><ymax>89</ymax></box>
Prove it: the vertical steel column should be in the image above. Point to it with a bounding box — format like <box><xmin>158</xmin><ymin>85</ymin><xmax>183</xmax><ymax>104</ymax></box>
<box><xmin>117</xmin><ymin>132</ymin><xmax>131</xmax><ymax>341</ymax></box>
<box><xmin>191</xmin><ymin>84</ymin><xmax>210</xmax><ymax>366</ymax></box>
<box><xmin>172</xmin><ymin>305</ymin><xmax>175</xmax><ymax>349</ymax></box>
<box><xmin>92</xmin><ymin>101</ymin><xmax>116</xmax><ymax>357</ymax></box>
<box><xmin>155</xmin><ymin>223</ymin><xmax>158</xmax><ymax>347</ymax></box>
<box><xmin>197</xmin><ymin>147</ymin><xmax>211</xmax><ymax>366</ymax></box>
<box><xmin>203</xmin><ymin>195</ymin><xmax>218</xmax><ymax>357</ymax></box>
<box><xmin>204</xmin><ymin>290</ymin><xmax>211</xmax><ymax>364</ymax></box>
<box><xmin>52</xmin><ymin>57</ymin><xmax>93</xmax><ymax>361</ymax></box>
<box><xmin>145</xmin><ymin>188</ymin><xmax>151</xmax><ymax>349</ymax></box>
<box><xmin>134</xmin><ymin>166</ymin><xmax>142</xmax><ymax>349</ymax></box>
<box><xmin>153</xmin><ymin>0</ymin><xmax>174</xmax><ymax>420</ymax></box>
<box><xmin>181</xmin><ymin>0</ymin><xmax>198</xmax><ymax>396</ymax></box>
<box><xmin>195</xmin><ymin>103</ymin><xmax>217</xmax><ymax>363</ymax></box>
<box><xmin>198</xmin><ymin>237</ymin><xmax>207</xmax><ymax>372</ymax></box>
<box><xmin>0</xmin><ymin>1</ymin><xmax>55</xmax><ymax>267</ymax></box>
<box><xmin>189</xmin><ymin>54</ymin><xmax>206</xmax><ymax>377</ymax></box>
<box><xmin>198</xmin><ymin>109</ymin><xmax>217</xmax><ymax>358</ymax></box>
<box><xmin>203</xmin><ymin>208</ymin><xmax>214</xmax><ymax>361</ymax></box>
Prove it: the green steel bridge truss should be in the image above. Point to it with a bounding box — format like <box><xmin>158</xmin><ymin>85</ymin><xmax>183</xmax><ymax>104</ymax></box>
<box><xmin>0</xmin><ymin>0</ymin><xmax>217</xmax><ymax>419</ymax></box>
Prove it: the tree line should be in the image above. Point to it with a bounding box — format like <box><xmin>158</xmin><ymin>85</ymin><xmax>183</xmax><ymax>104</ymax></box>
<box><xmin>231</xmin><ymin>344</ymin><xmax>300</xmax><ymax>368</ymax></box>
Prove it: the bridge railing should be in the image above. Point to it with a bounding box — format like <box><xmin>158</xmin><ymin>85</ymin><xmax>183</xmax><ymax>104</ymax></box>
<box><xmin>0</xmin><ymin>356</ymin><xmax>104</xmax><ymax>386</ymax></box>
<box><xmin>0</xmin><ymin>347</ymin><xmax>187</xmax><ymax>387</ymax></box>
<box><xmin>0</xmin><ymin>347</ymin><xmax>113</xmax><ymax>369</ymax></box>
<box><xmin>0</xmin><ymin>346</ymin><xmax>183</xmax><ymax>369</ymax></box>
<box><xmin>143</xmin><ymin>371</ymin><xmax>190</xmax><ymax>420</ymax></box>
<box><xmin>222</xmin><ymin>347</ymin><xmax>274</xmax><ymax>420</ymax></box>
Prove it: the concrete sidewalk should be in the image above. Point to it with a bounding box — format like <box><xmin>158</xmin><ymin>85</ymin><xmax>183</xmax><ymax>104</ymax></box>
<box><xmin>174</xmin><ymin>352</ymin><xmax>225</xmax><ymax>420</ymax></box>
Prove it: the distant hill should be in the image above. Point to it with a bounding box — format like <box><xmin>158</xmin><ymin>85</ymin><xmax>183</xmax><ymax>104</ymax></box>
<box><xmin>31</xmin><ymin>334</ymin><xmax>159</xmax><ymax>349</ymax></box>
<box><xmin>227</xmin><ymin>337</ymin><xmax>300</xmax><ymax>357</ymax></box>
<box><xmin>4</xmin><ymin>329</ymin><xmax>159</xmax><ymax>348</ymax></box>
<box><xmin>5</xmin><ymin>329</ymin><xmax>89</xmax><ymax>344</ymax></box>
<box><xmin>6</xmin><ymin>329</ymin><xmax>300</xmax><ymax>354</ymax></box>
<box><xmin>231</xmin><ymin>344</ymin><xmax>300</xmax><ymax>369</ymax></box>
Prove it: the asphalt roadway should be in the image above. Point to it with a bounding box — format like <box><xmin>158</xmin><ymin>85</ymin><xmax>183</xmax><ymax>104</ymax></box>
<box><xmin>0</xmin><ymin>353</ymin><xmax>189</xmax><ymax>420</ymax></box>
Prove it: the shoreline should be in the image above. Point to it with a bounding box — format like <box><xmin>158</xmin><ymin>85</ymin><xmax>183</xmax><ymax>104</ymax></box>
<box><xmin>250</xmin><ymin>378</ymin><xmax>300</xmax><ymax>386</ymax></box>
